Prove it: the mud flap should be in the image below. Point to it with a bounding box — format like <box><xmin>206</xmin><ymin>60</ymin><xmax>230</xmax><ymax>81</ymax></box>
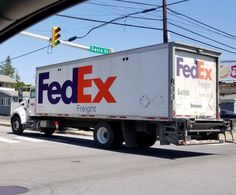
<box><xmin>121</xmin><ymin>121</ymin><xmax>138</xmax><ymax>147</ymax></box>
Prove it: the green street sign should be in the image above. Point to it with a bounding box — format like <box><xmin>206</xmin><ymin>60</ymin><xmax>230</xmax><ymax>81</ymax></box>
<box><xmin>89</xmin><ymin>46</ymin><xmax>111</xmax><ymax>54</ymax></box>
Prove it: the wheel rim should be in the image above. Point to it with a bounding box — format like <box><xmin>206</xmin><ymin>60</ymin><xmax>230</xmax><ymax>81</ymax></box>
<box><xmin>13</xmin><ymin>119</ymin><xmax>19</xmax><ymax>131</ymax></box>
<box><xmin>97</xmin><ymin>127</ymin><xmax>109</xmax><ymax>144</ymax></box>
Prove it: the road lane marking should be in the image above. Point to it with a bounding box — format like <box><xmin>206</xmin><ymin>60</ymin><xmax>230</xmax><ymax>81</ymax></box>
<box><xmin>0</xmin><ymin>137</ymin><xmax>20</xmax><ymax>143</ymax></box>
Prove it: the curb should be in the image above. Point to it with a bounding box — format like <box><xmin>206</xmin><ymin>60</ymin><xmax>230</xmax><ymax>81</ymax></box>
<box><xmin>0</xmin><ymin>122</ymin><xmax>11</xmax><ymax>127</ymax></box>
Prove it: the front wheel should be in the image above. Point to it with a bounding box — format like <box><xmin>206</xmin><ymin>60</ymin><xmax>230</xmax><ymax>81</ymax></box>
<box><xmin>11</xmin><ymin>115</ymin><xmax>24</xmax><ymax>135</ymax></box>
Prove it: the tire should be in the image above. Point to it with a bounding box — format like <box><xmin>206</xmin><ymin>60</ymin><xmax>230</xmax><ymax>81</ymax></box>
<box><xmin>41</xmin><ymin>128</ymin><xmax>55</xmax><ymax>136</ymax></box>
<box><xmin>11</xmin><ymin>115</ymin><xmax>24</xmax><ymax>135</ymax></box>
<box><xmin>93</xmin><ymin>122</ymin><xmax>123</xmax><ymax>149</ymax></box>
<box><xmin>136</xmin><ymin>131</ymin><xmax>156</xmax><ymax>148</ymax></box>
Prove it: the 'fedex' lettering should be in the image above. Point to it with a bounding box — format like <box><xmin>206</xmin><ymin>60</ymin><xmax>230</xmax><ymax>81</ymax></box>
<box><xmin>38</xmin><ymin>65</ymin><xmax>117</xmax><ymax>104</ymax></box>
<box><xmin>176</xmin><ymin>57</ymin><xmax>212</xmax><ymax>80</ymax></box>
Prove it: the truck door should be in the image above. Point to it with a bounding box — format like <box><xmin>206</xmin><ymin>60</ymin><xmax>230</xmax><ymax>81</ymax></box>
<box><xmin>173</xmin><ymin>49</ymin><xmax>218</xmax><ymax>119</ymax></box>
<box><xmin>28</xmin><ymin>87</ymin><xmax>36</xmax><ymax>116</ymax></box>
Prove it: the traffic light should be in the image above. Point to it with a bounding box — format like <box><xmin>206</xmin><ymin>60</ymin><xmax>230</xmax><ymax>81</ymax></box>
<box><xmin>51</xmin><ymin>26</ymin><xmax>61</xmax><ymax>47</ymax></box>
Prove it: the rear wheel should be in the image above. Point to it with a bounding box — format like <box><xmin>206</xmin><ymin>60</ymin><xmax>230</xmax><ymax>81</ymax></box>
<box><xmin>93</xmin><ymin>122</ymin><xmax>123</xmax><ymax>149</ymax></box>
<box><xmin>136</xmin><ymin>131</ymin><xmax>156</xmax><ymax>148</ymax></box>
<box><xmin>11</xmin><ymin>115</ymin><xmax>24</xmax><ymax>135</ymax></box>
<box><xmin>41</xmin><ymin>128</ymin><xmax>55</xmax><ymax>136</ymax></box>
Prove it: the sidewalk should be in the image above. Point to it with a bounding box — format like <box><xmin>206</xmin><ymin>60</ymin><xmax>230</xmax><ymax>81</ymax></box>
<box><xmin>0</xmin><ymin>115</ymin><xmax>11</xmax><ymax>127</ymax></box>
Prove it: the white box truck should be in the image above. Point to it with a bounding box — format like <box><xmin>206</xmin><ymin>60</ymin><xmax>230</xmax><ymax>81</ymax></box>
<box><xmin>11</xmin><ymin>42</ymin><xmax>232</xmax><ymax>148</ymax></box>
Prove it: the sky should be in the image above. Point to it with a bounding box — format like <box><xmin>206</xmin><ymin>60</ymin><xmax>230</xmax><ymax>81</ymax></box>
<box><xmin>0</xmin><ymin>0</ymin><xmax>236</xmax><ymax>84</ymax></box>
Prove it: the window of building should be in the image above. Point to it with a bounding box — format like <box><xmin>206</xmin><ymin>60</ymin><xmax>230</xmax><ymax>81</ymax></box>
<box><xmin>0</xmin><ymin>97</ymin><xmax>11</xmax><ymax>106</ymax></box>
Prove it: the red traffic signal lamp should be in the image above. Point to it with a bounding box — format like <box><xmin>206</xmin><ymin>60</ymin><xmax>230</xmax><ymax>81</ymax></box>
<box><xmin>51</xmin><ymin>26</ymin><xmax>61</xmax><ymax>47</ymax></box>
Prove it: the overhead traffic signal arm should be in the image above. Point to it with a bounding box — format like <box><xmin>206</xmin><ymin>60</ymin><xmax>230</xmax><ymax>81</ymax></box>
<box><xmin>51</xmin><ymin>26</ymin><xmax>61</xmax><ymax>47</ymax></box>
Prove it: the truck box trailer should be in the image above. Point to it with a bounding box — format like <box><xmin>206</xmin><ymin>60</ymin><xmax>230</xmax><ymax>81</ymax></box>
<box><xmin>11</xmin><ymin>42</ymin><xmax>232</xmax><ymax>148</ymax></box>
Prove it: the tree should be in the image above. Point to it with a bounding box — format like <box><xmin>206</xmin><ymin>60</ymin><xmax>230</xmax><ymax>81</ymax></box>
<box><xmin>15</xmin><ymin>81</ymin><xmax>32</xmax><ymax>92</ymax></box>
<box><xmin>0</xmin><ymin>56</ymin><xmax>31</xmax><ymax>91</ymax></box>
<box><xmin>14</xmin><ymin>81</ymin><xmax>24</xmax><ymax>91</ymax></box>
<box><xmin>15</xmin><ymin>70</ymin><xmax>21</xmax><ymax>82</ymax></box>
<box><xmin>0</xmin><ymin>56</ymin><xmax>15</xmax><ymax>78</ymax></box>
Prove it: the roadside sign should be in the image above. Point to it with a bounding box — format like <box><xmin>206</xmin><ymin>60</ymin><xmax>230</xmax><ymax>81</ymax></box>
<box><xmin>89</xmin><ymin>46</ymin><xmax>111</xmax><ymax>54</ymax></box>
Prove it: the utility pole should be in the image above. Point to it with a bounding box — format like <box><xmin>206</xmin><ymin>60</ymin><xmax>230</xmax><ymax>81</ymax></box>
<box><xmin>162</xmin><ymin>0</ymin><xmax>168</xmax><ymax>43</ymax></box>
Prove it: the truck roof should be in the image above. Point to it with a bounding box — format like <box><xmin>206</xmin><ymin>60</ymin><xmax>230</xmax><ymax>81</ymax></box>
<box><xmin>36</xmin><ymin>42</ymin><xmax>221</xmax><ymax>70</ymax></box>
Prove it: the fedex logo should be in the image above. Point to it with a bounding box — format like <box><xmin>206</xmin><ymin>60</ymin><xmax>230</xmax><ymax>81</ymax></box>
<box><xmin>176</xmin><ymin>57</ymin><xmax>212</xmax><ymax>80</ymax></box>
<box><xmin>38</xmin><ymin>65</ymin><xmax>117</xmax><ymax>104</ymax></box>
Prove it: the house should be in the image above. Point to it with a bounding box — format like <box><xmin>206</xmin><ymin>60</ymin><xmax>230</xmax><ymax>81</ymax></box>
<box><xmin>0</xmin><ymin>75</ymin><xmax>16</xmax><ymax>88</ymax></box>
<box><xmin>0</xmin><ymin>89</ymin><xmax>29</xmax><ymax>116</ymax></box>
<box><xmin>0</xmin><ymin>75</ymin><xmax>28</xmax><ymax>116</ymax></box>
<box><xmin>0</xmin><ymin>89</ymin><xmax>17</xmax><ymax>115</ymax></box>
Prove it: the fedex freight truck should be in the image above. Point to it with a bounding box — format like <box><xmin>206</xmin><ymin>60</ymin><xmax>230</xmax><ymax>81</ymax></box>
<box><xmin>11</xmin><ymin>42</ymin><xmax>232</xmax><ymax>148</ymax></box>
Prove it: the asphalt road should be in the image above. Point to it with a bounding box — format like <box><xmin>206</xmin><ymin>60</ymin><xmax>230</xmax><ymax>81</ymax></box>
<box><xmin>0</xmin><ymin>125</ymin><xmax>236</xmax><ymax>195</ymax></box>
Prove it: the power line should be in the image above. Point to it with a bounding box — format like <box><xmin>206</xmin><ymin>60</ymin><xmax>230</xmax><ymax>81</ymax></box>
<box><xmin>168</xmin><ymin>30</ymin><xmax>236</xmax><ymax>55</ymax></box>
<box><xmin>67</xmin><ymin>0</ymin><xmax>190</xmax><ymax>40</ymax></box>
<box><xmin>112</xmin><ymin>0</ymin><xmax>157</xmax><ymax>7</ymax></box>
<box><xmin>96</xmin><ymin>0</ymin><xmax>236</xmax><ymax>45</ymax></box>
<box><xmin>86</xmin><ymin>1</ymin><xmax>163</xmax><ymax>21</ymax></box>
<box><xmin>88</xmin><ymin>1</ymin><xmax>163</xmax><ymax>29</ymax></box>
<box><xmin>62</xmin><ymin>7</ymin><xmax>159</xmax><ymax>41</ymax></box>
<box><xmin>168</xmin><ymin>13</ymin><xmax>215</xmax><ymax>33</ymax></box>
<box><xmin>168</xmin><ymin>10</ymin><xmax>236</xmax><ymax>41</ymax></box>
<box><xmin>56</xmin><ymin>13</ymin><xmax>162</xmax><ymax>23</ymax></box>
<box><xmin>86</xmin><ymin>2</ymin><xmax>144</xmax><ymax>11</ymax></box>
<box><xmin>112</xmin><ymin>0</ymin><xmax>189</xmax><ymax>7</ymax></box>
<box><xmin>168</xmin><ymin>21</ymin><xmax>236</xmax><ymax>51</ymax></box>
<box><xmin>56</xmin><ymin>14</ymin><xmax>163</xmax><ymax>31</ymax></box>
<box><xmin>0</xmin><ymin>45</ymin><xmax>49</xmax><ymax>64</ymax></box>
<box><xmin>129</xmin><ymin>16</ymin><xmax>162</xmax><ymax>21</ymax></box>
<box><xmin>168</xmin><ymin>8</ymin><xmax>236</xmax><ymax>40</ymax></box>
<box><xmin>0</xmin><ymin>5</ymin><xmax>161</xmax><ymax>64</ymax></box>
<box><xmin>166</xmin><ymin>0</ymin><xmax>189</xmax><ymax>7</ymax></box>
<box><xmin>56</xmin><ymin>13</ymin><xmax>236</xmax><ymax>55</ymax></box>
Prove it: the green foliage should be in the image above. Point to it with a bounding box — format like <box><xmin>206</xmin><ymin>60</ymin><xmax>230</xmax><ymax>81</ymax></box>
<box><xmin>0</xmin><ymin>56</ymin><xmax>31</xmax><ymax>92</ymax></box>
<box><xmin>15</xmin><ymin>81</ymin><xmax>32</xmax><ymax>91</ymax></box>
<box><xmin>0</xmin><ymin>56</ymin><xmax>15</xmax><ymax>78</ymax></box>
<box><xmin>15</xmin><ymin>70</ymin><xmax>21</xmax><ymax>82</ymax></box>
<box><xmin>15</xmin><ymin>81</ymin><xmax>24</xmax><ymax>91</ymax></box>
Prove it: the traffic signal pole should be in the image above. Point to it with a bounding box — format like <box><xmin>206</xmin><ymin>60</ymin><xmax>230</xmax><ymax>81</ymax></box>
<box><xmin>19</xmin><ymin>31</ymin><xmax>90</xmax><ymax>51</ymax></box>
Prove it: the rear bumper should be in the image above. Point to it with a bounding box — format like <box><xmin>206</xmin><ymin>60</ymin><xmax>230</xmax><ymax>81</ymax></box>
<box><xmin>187</xmin><ymin>118</ymin><xmax>232</xmax><ymax>133</ymax></box>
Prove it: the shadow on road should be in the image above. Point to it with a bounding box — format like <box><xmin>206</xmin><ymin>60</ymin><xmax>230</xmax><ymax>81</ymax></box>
<box><xmin>9</xmin><ymin>132</ymin><xmax>215</xmax><ymax>160</ymax></box>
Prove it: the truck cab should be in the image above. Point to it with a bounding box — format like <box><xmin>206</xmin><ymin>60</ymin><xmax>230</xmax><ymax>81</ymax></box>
<box><xmin>11</xmin><ymin>86</ymin><xmax>57</xmax><ymax>136</ymax></box>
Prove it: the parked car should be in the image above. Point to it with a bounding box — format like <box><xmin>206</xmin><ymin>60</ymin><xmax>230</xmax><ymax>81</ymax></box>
<box><xmin>220</xmin><ymin>109</ymin><xmax>236</xmax><ymax>118</ymax></box>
